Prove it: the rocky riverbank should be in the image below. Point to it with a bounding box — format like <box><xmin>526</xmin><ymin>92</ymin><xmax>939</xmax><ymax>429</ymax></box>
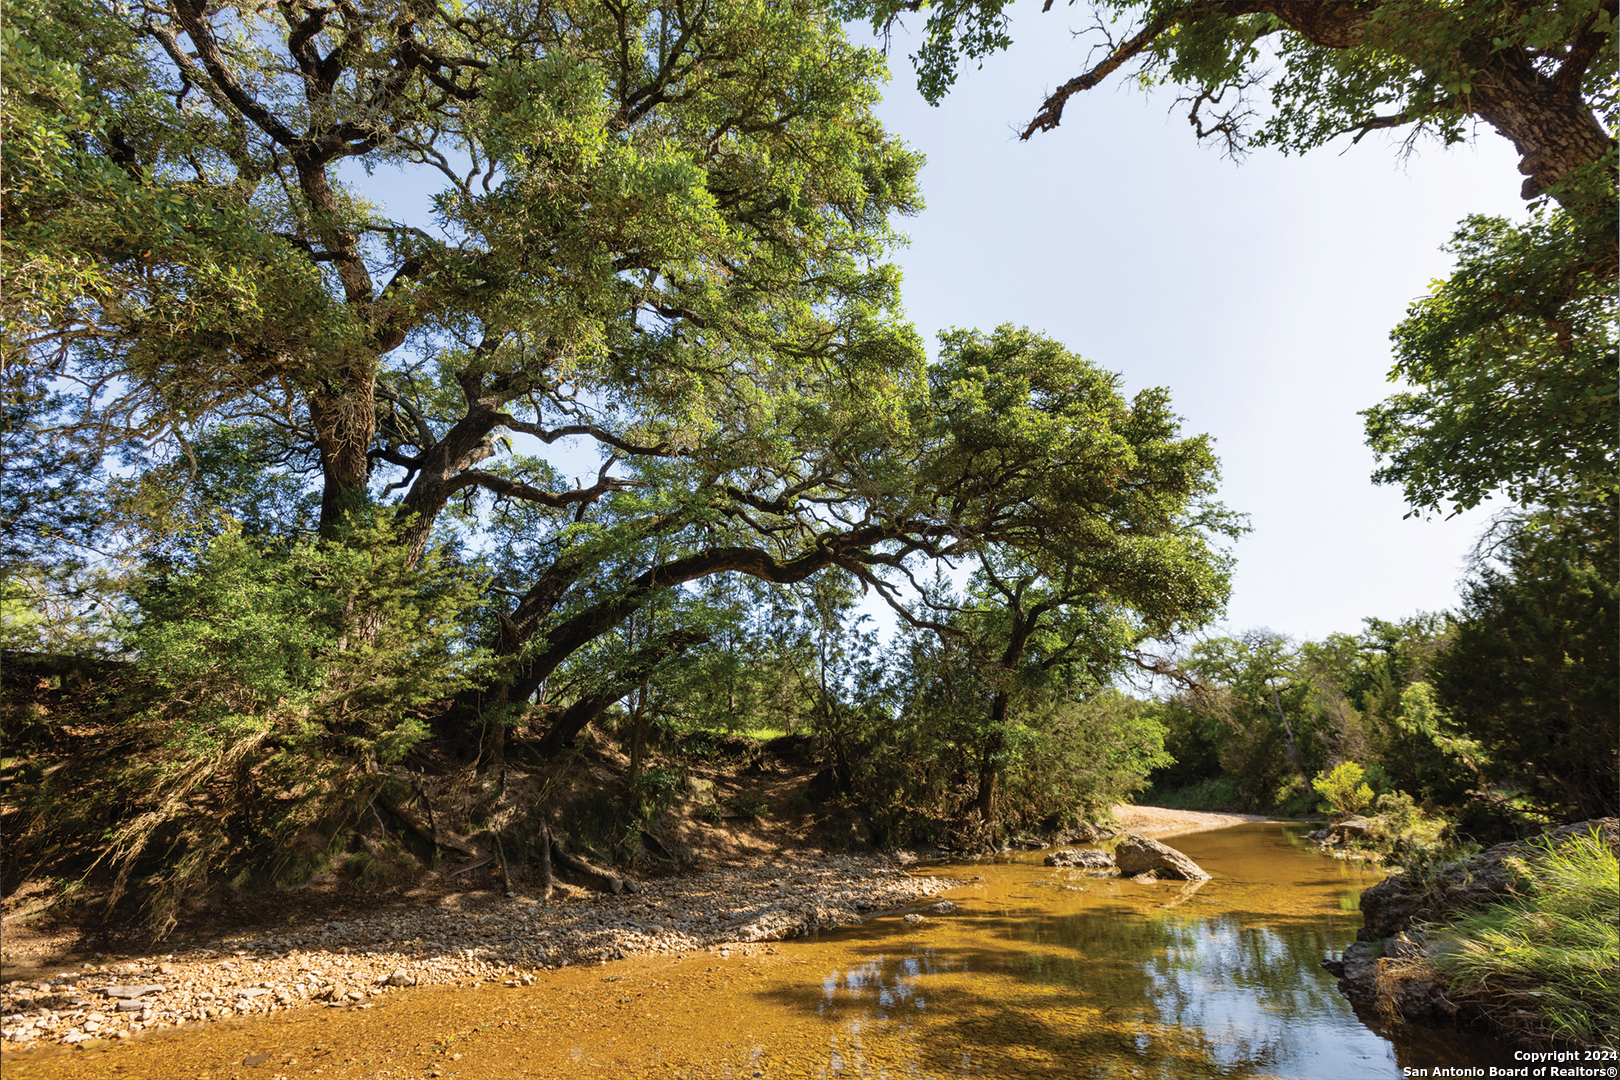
<box><xmin>1328</xmin><ymin>818</ymin><xmax>1619</xmax><ymax>1032</ymax></box>
<box><xmin>0</xmin><ymin>854</ymin><xmax>954</xmax><ymax>1052</ymax></box>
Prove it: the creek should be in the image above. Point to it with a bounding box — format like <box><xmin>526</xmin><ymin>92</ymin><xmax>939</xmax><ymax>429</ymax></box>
<box><xmin>3</xmin><ymin>823</ymin><xmax>1524</xmax><ymax>1079</ymax></box>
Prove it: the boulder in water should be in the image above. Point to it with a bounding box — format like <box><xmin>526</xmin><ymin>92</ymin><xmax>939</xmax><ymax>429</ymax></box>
<box><xmin>1043</xmin><ymin>849</ymin><xmax>1116</xmax><ymax>870</ymax></box>
<box><xmin>1112</xmin><ymin>834</ymin><xmax>1210</xmax><ymax>881</ymax></box>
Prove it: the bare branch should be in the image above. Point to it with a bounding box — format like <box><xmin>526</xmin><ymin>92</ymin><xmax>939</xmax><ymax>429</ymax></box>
<box><xmin>1021</xmin><ymin>11</ymin><xmax>1178</xmax><ymax>140</ymax></box>
<box><xmin>494</xmin><ymin>418</ymin><xmax>677</xmax><ymax>459</ymax></box>
<box><xmin>1175</xmin><ymin>73</ymin><xmax>1268</xmax><ymax>158</ymax></box>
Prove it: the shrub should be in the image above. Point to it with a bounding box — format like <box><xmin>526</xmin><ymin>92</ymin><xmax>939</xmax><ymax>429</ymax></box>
<box><xmin>1273</xmin><ymin>780</ymin><xmax>1319</xmax><ymax>818</ymax></box>
<box><xmin>1143</xmin><ymin>775</ymin><xmax>1244</xmax><ymax>812</ymax></box>
<box><xmin>43</xmin><ymin>511</ymin><xmax>492</xmax><ymax>935</ymax></box>
<box><xmin>1313</xmin><ymin>761</ymin><xmax>1375</xmax><ymax>816</ymax></box>
<box><xmin>1373</xmin><ymin>792</ymin><xmax>1420</xmax><ymax>836</ymax></box>
<box><xmin>727</xmin><ymin>796</ymin><xmax>769</xmax><ymax>821</ymax></box>
<box><xmin>627</xmin><ymin>768</ymin><xmax>683</xmax><ymax>825</ymax></box>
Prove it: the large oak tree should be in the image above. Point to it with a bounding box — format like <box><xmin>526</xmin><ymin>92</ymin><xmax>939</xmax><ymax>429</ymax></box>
<box><xmin>6</xmin><ymin>0</ymin><xmax>1238</xmax><ymax>748</ymax></box>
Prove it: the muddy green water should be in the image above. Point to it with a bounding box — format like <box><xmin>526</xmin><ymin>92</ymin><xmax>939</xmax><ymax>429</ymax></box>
<box><xmin>4</xmin><ymin>824</ymin><xmax>1524</xmax><ymax>1079</ymax></box>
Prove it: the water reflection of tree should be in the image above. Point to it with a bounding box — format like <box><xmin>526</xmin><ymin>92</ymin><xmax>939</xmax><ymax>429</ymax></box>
<box><xmin>776</xmin><ymin>906</ymin><xmax>1386</xmax><ymax>1078</ymax></box>
<box><xmin>1139</xmin><ymin>915</ymin><xmax>1356</xmax><ymax>1073</ymax></box>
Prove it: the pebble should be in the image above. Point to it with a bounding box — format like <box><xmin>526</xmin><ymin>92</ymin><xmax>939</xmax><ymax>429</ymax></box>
<box><xmin>101</xmin><ymin>985</ymin><xmax>166</xmax><ymax>999</ymax></box>
<box><xmin>0</xmin><ymin>855</ymin><xmax>953</xmax><ymax>1051</ymax></box>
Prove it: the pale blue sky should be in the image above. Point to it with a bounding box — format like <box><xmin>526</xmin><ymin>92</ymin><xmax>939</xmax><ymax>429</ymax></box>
<box><xmin>854</xmin><ymin>2</ymin><xmax>1530</xmax><ymax>641</ymax></box>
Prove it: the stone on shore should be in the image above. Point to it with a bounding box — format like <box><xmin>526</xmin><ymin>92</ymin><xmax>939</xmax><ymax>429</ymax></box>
<box><xmin>1112</xmin><ymin>834</ymin><xmax>1210</xmax><ymax>881</ymax></box>
<box><xmin>1054</xmin><ymin>823</ymin><xmax>1117</xmax><ymax>844</ymax></box>
<box><xmin>1322</xmin><ymin>817</ymin><xmax>1373</xmax><ymax>846</ymax></box>
<box><xmin>1358</xmin><ymin>817</ymin><xmax>1618</xmax><ymax>940</ymax></box>
<box><xmin>100</xmin><ymin>985</ymin><xmax>166</xmax><ymax>1000</ymax></box>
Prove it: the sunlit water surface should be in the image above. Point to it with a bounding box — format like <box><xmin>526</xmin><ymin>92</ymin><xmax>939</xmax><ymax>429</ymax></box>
<box><xmin>3</xmin><ymin>824</ymin><xmax>1523</xmax><ymax>1079</ymax></box>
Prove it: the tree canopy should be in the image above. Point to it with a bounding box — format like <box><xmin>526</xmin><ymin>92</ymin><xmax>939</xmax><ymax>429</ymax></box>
<box><xmin>6</xmin><ymin>0</ymin><xmax>936</xmax><ymax>703</ymax></box>
<box><xmin>1433</xmin><ymin>501</ymin><xmax>1618</xmax><ymax>821</ymax></box>
<box><xmin>858</xmin><ymin>0</ymin><xmax>1618</xmax><ymax>516</ymax></box>
<box><xmin>862</xmin><ymin>0</ymin><xmax>1615</xmax><ymax>199</ymax></box>
<box><xmin>6</xmin><ymin>0</ymin><xmax>927</xmax><ymax>533</ymax></box>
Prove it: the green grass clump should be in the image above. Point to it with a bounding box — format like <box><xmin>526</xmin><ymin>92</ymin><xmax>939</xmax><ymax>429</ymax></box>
<box><xmin>1431</xmin><ymin>828</ymin><xmax>1619</xmax><ymax>1049</ymax></box>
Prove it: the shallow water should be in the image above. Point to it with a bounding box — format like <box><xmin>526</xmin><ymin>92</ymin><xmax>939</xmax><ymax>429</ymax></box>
<box><xmin>2</xmin><ymin>824</ymin><xmax>1523</xmax><ymax>1079</ymax></box>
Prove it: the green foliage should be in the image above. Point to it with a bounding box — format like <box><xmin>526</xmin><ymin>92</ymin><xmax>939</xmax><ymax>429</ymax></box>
<box><xmin>1313</xmin><ymin>762</ymin><xmax>1375</xmax><ymax>817</ymax></box>
<box><xmin>0</xmin><ymin>347</ymin><xmax>122</xmax><ymax>654</ymax></box>
<box><xmin>645</xmin><ymin>577</ymin><xmax>824</xmax><ymax>738</ymax></box>
<box><xmin>1150</xmin><ymin>616</ymin><xmax>1487</xmax><ymax>816</ymax></box>
<box><xmin>726</xmin><ymin>796</ymin><xmax>770</xmax><ymax>821</ymax></box>
<box><xmin>1431</xmin><ymin>829</ymin><xmax>1620</xmax><ymax>1050</ymax></box>
<box><xmin>1264</xmin><ymin>782</ymin><xmax>1313</xmax><ymax>819</ymax></box>
<box><xmin>10</xmin><ymin>0</ymin><xmax>930</xmax><ymax>538</ymax></box>
<box><xmin>1351</xmin><ymin>620</ymin><xmax>1482</xmax><ymax>806</ymax></box>
<box><xmin>883</xmin><ymin>325</ymin><xmax>1239</xmax><ymax>834</ymax></box>
<box><xmin>1372</xmin><ymin>792</ymin><xmax>1421</xmax><ymax>837</ymax></box>
<box><xmin>345</xmin><ymin>849</ymin><xmax>388</xmax><ymax>889</ymax></box>
<box><xmin>68</xmin><ymin>511</ymin><xmax>492</xmax><ymax>933</ymax></box>
<box><xmin>130</xmin><ymin>511</ymin><xmax>491</xmax><ymax>763</ymax></box>
<box><xmin>1367</xmin><ymin>681</ymin><xmax>1475</xmax><ymax>806</ymax></box>
<box><xmin>1364</xmin><ymin>209</ymin><xmax>1617</xmax><ymax>515</ymax></box>
<box><xmin>627</xmin><ymin>768</ymin><xmax>683</xmax><ymax>825</ymax></box>
<box><xmin>1178</xmin><ymin>631</ymin><xmax>1317</xmax><ymax>810</ymax></box>
<box><xmin>1142</xmin><ymin>775</ymin><xmax>1244</xmax><ymax>813</ymax></box>
<box><xmin>922</xmin><ymin>326</ymin><xmax>1243</xmax><ymax>617</ymax></box>
<box><xmin>998</xmin><ymin>691</ymin><xmax>1172</xmax><ymax>829</ymax></box>
<box><xmin>1360</xmin><ymin>763</ymin><xmax>1398</xmax><ymax>797</ymax></box>
<box><xmin>856</xmin><ymin>609</ymin><xmax>1174</xmax><ymax>844</ymax></box>
<box><xmin>1432</xmin><ymin>501</ymin><xmax>1619</xmax><ymax>821</ymax></box>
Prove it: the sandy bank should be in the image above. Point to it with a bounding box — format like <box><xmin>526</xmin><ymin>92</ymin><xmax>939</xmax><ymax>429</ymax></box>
<box><xmin>1111</xmin><ymin>804</ymin><xmax>1301</xmax><ymax>838</ymax></box>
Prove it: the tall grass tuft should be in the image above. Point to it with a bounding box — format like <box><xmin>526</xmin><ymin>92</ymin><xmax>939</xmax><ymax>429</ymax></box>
<box><xmin>1431</xmin><ymin>828</ymin><xmax>1619</xmax><ymax>1049</ymax></box>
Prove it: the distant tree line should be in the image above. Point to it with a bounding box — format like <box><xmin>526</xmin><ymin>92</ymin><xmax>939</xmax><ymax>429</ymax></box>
<box><xmin>1148</xmin><ymin>497</ymin><xmax>1616</xmax><ymax>827</ymax></box>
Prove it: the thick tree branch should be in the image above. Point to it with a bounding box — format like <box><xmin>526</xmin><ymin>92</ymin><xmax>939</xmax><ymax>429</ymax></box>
<box><xmin>452</xmin><ymin>468</ymin><xmax>641</xmax><ymax>508</ymax></box>
<box><xmin>170</xmin><ymin>0</ymin><xmax>300</xmax><ymax>146</ymax></box>
<box><xmin>494</xmin><ymin>418</ymin><xmax>676</xmax><ymax>458</ymax></box>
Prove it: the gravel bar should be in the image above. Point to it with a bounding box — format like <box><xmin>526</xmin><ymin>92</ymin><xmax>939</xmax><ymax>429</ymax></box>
<box><xmin>1</xmin><ymin>854</ymin><xmax>954</xmax><ymax>1050</ymax></box>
